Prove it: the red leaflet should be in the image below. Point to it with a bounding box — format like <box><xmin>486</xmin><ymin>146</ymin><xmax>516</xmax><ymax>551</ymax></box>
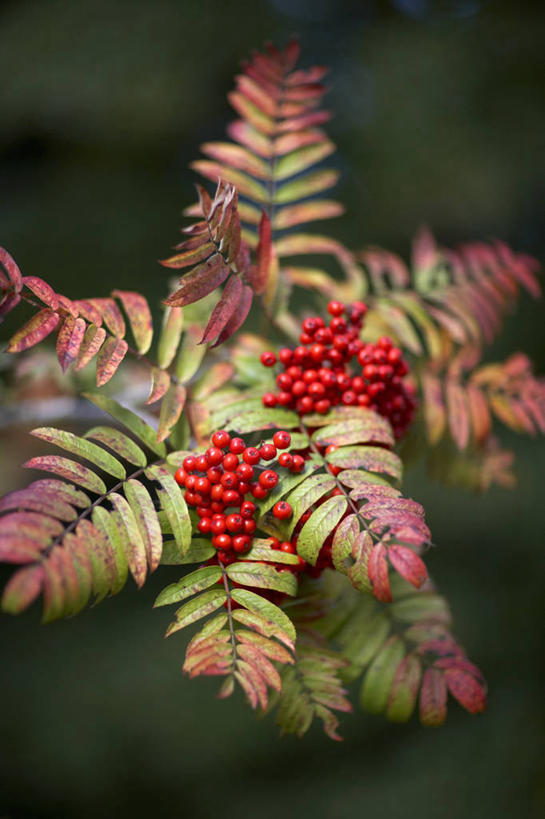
<box><xmin>446</xmin><ymin>379</ymin><xmax>470</xmax><ymax>450</ymax></box>
<box><xmin>1</xmin><ymin>565</ymin><xmax>44</xmax><ymax>614</ymax></box>
<box><xmin>0</xmin><ymin>292</ymin><xmax>21</xmax><ymax>319</ymax></box>
<box><xmin>444</xmin><ymin>669</ymin><xmax>487</xmax><ymax>714</ymax></box>
<box><xmin>165</xmin><ymin>256</ymin><xmax>230</xmax><ymax>308</ymax></box>
<box><xmin>72</xmin><ymin>299</ymin><xmax>103</xmax><ymax>326</ymax></box>
<box><xmin>212</xmin><ymin>284</ymin><xmax>253</xmax><ymax>348</ymax></box>
<box><xmin>367</xmin><ymin>543</ymin><xmax>391</xmax><ymax>603</ymax></box>
<box><xmin>0</xmin><ymin>537</ymin><xmax>42</xmax><ymax>563</ymax></box>
<box><xmin>157</xmin><ymin>383</ymin><xmax>187</xmax><ymax>443</ymax></box>
<box><xmin>22</xmin><ymin>276</ymin><xmax>59</xmax><ymax>310</ymax></box>
<box><xmin>56</xmin><ymin>315</ymin><xmax>86</xmax><ymax>373</ymax></box>
<box><xmin>7</xmin><ymin>308</ymin><xmax>60</xmax><ymax>353</ymax></box>
<box><xmin>75</xmin><ymin>325</ymin><xmax>107</xmax><ymax>371</ymax></box>
<box><xmin>146</xmin><ymin>367</ymin><xmax>171</xmax><ymax>405</ymax></box>
<box><xmin>388</xmin><ymin>545</ymin><xmax>427</xmax><ymax>589</ymax></box>
<box><xmin>0</xmin><ymin>247</ymin><xmax>23</xmax><ymax>292</ymax></box>
<box><xmin>200</xmin><ymin>275</ymin><xmax>243</xmax><ymax>345</ymax></box>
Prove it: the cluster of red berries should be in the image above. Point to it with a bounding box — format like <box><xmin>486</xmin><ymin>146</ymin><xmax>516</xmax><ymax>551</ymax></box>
<box><xmin>174</xmin><ymin>429</ymin><xmax>298</xmax><ymax>566</ymax></box>
<box><xmin>260</xmin><ymin>300</ymin><xmax>416</xmax><ymax>439</ymax></box>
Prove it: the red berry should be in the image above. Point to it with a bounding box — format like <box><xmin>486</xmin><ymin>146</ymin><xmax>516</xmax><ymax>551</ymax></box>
<box><xmin>260</xmin><ymin>351</ymin><xmax>277</xmax><ymax>367</ymax></box>
<box><xmin>259</xmin><ymin>470</ymin><xmax>279</xmax><ymax>489</ymax></box>
<box><xmin>263</xmin><ymin>393</ymin><xmax>277</xmax><ymax>408</ymax></box>
<box><xmin>315</xmin><ymin>327</ymin><xmax>333</xmax><ymax>344</ymax></box>
<box><xmin>222</xmin><ymin>453</ymin><xmax>239</xmax><ymax>471</ymax></box>
<box><xmin>293</xmin><ymin>346</ymin><xmax>309</xmax><ymax>363</ymax></box>
<box><xmin>183</xmin><ymin>456</ymin><xmax>196</xmax><ymax>472</ymax></box>
<box><xmin>223</xmin><ymin>489</ymin><xmax>241</xmax><ymax>506</ymax></box>
<box><xmin>277</xmin><ymin>392</ymin><xmax>293</xmax><ymax>407</ymax></box>
<box><xmin>244</xmin><ymin>519</ymin><xmax>257</xmax><ymax>535</ymax></box>
<box><xmin>211</xmin><ymin>517</ymin><xmax>226</xmax><ymax>534</ymax></box>
<box><xmin>273</xmin><ymin>501</ymin><xmax>292</xmax><ymax>520</ymax></box>
<box><xmin>260</xmin><ymin>443</ymin><xmax>277</xmax><ymax>460</ymax></box>
<box><xmin>330</xmin><ymin>316</ymin><xmax>347</xmax><ymax>334</ymax></box>
<box><xmin>210</xmin><ymin>484</ymin><xmax>224</xmax><ymax>502</ymax></box>
<box><xmin>212</xmin><ymin>430</ymin><xmax>230</xmax><ymax>448</ymax></box>
<box><xmin>290</xmin><ymin>455</ymin><xmax>305</xmax><ymax>472</ymax></box>
<box><xmin>195</xmin><ymin>455</ymin><xmax>208</xmax><ymax>471</ymax></box>
<box><xmin>342</xmin><ymin>390</ymin><xmax>356</xmax><ymax>405</ymax></box>
<box><xmin>325</xmin><ymin>444</ymin><xmax>338</xmax><ymax>455</ymax></box>
<box><xmin>251</xmin><ymin>483</ymin><xmax>268</xmax><ymax>500</ymax></box>
<box><xmin>214</xmin><ymin>533</ymin><xmax>232</xmax><ymax>551</ymax></box>
<box><xmin>243</xmin><ymin>447</ymin><xmax>261</xmax><ymax>465</ymax></box>
<box><xmin>236</xmin><ymin>462</ymin><xmax>254</xmax><ymax>481</ymax></box>
<box><xmin>207</xmin><ymin>466</ymin><xmax>222</xmax><ymax>484</ymax></box>
<box><xmin>299</xmin><ymin>332</ymin><xmax>313</xmax><ymax>345</ymax></box>
<box><xmin>278</xmin><ymin>348</ymin><xmax>293</xmax><ymax>365</ymax></box>
<box><xmin>185</xmin><ymin>475</ymin><xmax>196</xmax><ymax>490</ymax></box>
<box><xmin>205</xmin><ymin>447</ymin><xmax>224</xmax><ymax>466</ymax></box>
<box><xmin>363</xmin><ymin>364</ymin><xmax>377</xmax><ymax>381</ymax></box>
<box><xmin>273</xmin><ymin>430</ymin><xmax>291</xmax><ymax>449</ymax></box>
<box><xmin>309</xmin><ymin>343</ymin><xmax>326</xmax><ymax>362</ymax></box>
<box><xmin>278</xmin><ymin>452</ymin><xmax>294</xmax><ymax>469</ymax></box>
<box><xmin>238</xmin><ymin>481</ymin><xmax>251</xmax><ymax>496</ymax></box>
<box><xmin>276</xmin><ymin>372</ymin><xmax>292</xmax><ymax>390</ymax></box>
<box><xmin>233</xmin><ymin>535</ymin><xmax>251</xmax><ymax>554</ymax></box>
<box><xmin>292</xmin><ymin>380</ymin><xmax>307</xmax><ymax>397</ymax></box>
<box><xmin>240</xmin><ymin>500</ymin><xmax>256</xmax><ymax>519</ymax></box>
<box><xmin>174</xmin><ymin>468</ymin><xmax>186</xmax><ymax>486</ymax></box>
<box><xmin>211</xmin><ymin>500</ymin><xmax>225</xmax><ymax>513</ymax></box>
<box><xmin>220</xmin><ymin>471</ymin><xmax>238</xmax><ymax>490</ymax></box>
<box><xmin>229</xmin><ymin>437</ymin><xmax>245</xmax><ymax>454</ymax></box>
<box><xmin>315</xmin><ymin>399</ymin><xmax>331</xmax><ymax>414</ymax></box>
<box><xmin>308</xmin><ymin>381</ymin><xmax>326</xmax><ymax>398</ymax></box>
<box><xmin>195</xmin><ymin>476</ymin><xmax>211</xmax><ymax>494</ymax></box>
<box><xmin>327</xmin><ymin>300</ymin><xmax>345</xmax><ymax>316</ymax></box>
<box><xmin>280</xmin><ymin>541</ymin><xmax>296</xmax><ymax>553</ymax></box>
<box><xmin>226</xmin><ymin>514</ymin><xmax>244</xmax><ymax>533</ymax></box>
<box><xmin>198</xmin><ymin>518</ymin><xmax>211</xmax><ymax>534</ymax></box>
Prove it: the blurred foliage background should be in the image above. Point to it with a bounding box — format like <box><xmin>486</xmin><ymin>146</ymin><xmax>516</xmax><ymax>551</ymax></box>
<box><xmin>1</xmin><ymin>0</ymin><xmax>544</xmax><ymax>817</ymax></box>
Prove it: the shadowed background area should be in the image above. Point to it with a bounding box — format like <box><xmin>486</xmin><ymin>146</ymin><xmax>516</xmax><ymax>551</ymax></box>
<box><xmin>1</xmin><ymin>0</ymin><xmax>544</xmax><ymax>817</ymax></box>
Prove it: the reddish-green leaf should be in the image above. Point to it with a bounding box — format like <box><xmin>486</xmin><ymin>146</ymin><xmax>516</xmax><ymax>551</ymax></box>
<box><xmin>7</xmin><ymin>308</ymin><xmax>60</xmax><ymax>353</ymax></box>
<box><xmin>113</xmin><ymin>290</ymin><xmax>153</xmax><ymax>354</ymax></box>
<box><xmin>84</xmin><ymin>426</ymin><xmax>147</xmax><ymax>467</ymax></box>
<box><xmin>165</xmin><ymin>256</ymin><xmax>230</xmax><ymax>308</ymax></box>
<box><xmin>444</xmin><ymin>669</ymin><xmax>486</xmax><ymax>714</ymax></box>
<box><xmin>146</xmin><ymin>367</ymin><xmax>171</xmax><ymax>405</ymax></box>
<box><xmin>297</xmin><ymin>495</ymin><xmax>347</xmax><ymax>565</ymax></box>
<box><xmin>89</xmin><ymin>297</ymin><xmax>126</xmax><ymax>337</ymax></box>
<box><xmin>388</xmin><ymin>545</ymin><xmax>427</xmax><ymax>589</ymax></box>
<box><xmin>109</xmin><ymin>492</ymin><xmax>147</xmax><ymax>588</ymax></box>
<box><xmin>75</xmin><ymin>324</ymin><xmax>107</xmax><ymax>371</ymax></box>
<box><xmin>123</xmin><ymin>479</ymin><xmax>162</xmax><ymax>572</ymax></box>
<box><xmin>23</xmin><ymin>455</ymin><xmax>107</xmax><ymax>495</ymax></box>
<box><xmin>56</xmin><ymin>315</ymin><xmax>86</xmax><ymax>372</ymax></box>
<box><xmin>157</xmin><ymin>383</ymin><xmax>186</xmax><ymax>443</ymax></box>
<box><xmin>22</xmin><ymin>276</ymin><xmax>59</xmax><ymax>310</ymax></box>
<box><xmin>274</xmin><ymin>200</ymin><xmax>343</xmax><ymax>230</ymax></box>
<box><xmin>1</xmin><ymin>565</ymin><xmax>44</xmax><ymax>614</ymax></box>
<box><xmin>368</xmin><ymin>543</ymin><xmax>391</xmax><ymax>603</ymax></box>
<box><xmin>419</xmin><ymin>668</ymin><xmax>448</xmax><ymax>726</ymax></box>
<box><xmin>0</xmin><ymin>247</ymin><xmax>23</xmax><ymax>292</ymax></box>
<box><xmin>200</xmin><ymin>275</ymin><xmax>242</xmax><ymax>344</ymax></box>
<box><xmin>96</xmin><ymin>336</ymin><xmax>129</xmax><ymax>386</ymax></box>
<box><xmin>157</xmin><ymin>306</ymin><xmax>184</xmax><ymax>369</ymax></box>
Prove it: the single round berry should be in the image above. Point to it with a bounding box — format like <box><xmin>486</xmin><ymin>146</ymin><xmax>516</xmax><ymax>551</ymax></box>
<box><xmin>243</xmin><ymin>447</ymin><xmax>261</xmax><ymax>465</ymax></box>
<box><xmin>195</xmin><ymin>476</ymin><xmax>211</xmax><ymax>494</ymax></box>
<box><xmin>236</xmin><ymin>462</ymin><xmax>254</xmax><ymax>481</ymax></box>
<box><xmin>328</xmin><ymin>300</ymin><xmax>345</xmax><ymax>316</ymax></box>
<box><xmin>220</xmin><ymin>471</ymin><xmax>238</xmax><ymax>490</ymax></box>
<box><xmin>280</xmin><ymin>541</ymin><xmax>296</xmax><ymax>553</ymax></box>
<box><xmin>251</xmin><ymin>483</ymin><xmax>268</xmax><ymax>500</ymax></box>
<box><xmin>226</xmin><ymin>514</ymin><xmax>244</xmax><ymax>533</ymax></box>
<box><xmin>185</xmin><ymin>475</ymin><xmax>196</xmax><ymax>490</ymax></box>
<box><xmin>198</xmin><ymin>518</ymin><xmax>212</xmax><ymax>534</ymax></box>
<box><xmin>222</xmin><ymin>453</ymin><xmax>239</xmax><ymax>471</ymax></box>
<box><xmin>259</xmin><ymin>470</ymin><xmax>279</xmax><ymax>489</ymax></box>
<box><xmin>207</xmin><ymin>466</ymin><xmax>222</xmax><ymax>484</ymax></box>
<box><xmin>277</xmin><ymin>391</ymin><xmax>293</xmax><ymax>407</ymax></box>
<box><xmin>214</xmin><ymin>533</ymin><xmax>233</xmax><ymax>551</ymax></box>
<box><xmin>195</xmin><ymin>454</ymin><xmax>208</xmax><ymax>471</ymax></box>
<box><xmin>244</xmin><ymin>518</ymin><xmax>257</xmax><ymax>535</ymax></box>
<box><xmin>315</xmin><ymin>398</ymin><xmax>331</xmax><ymax>414</ymax></box>
<box><xmin>240</xmin><ymin>500</ymin><xmax>256</xmax><ymax>519</ymax></box>
<box><xmin>212</xmin><ymin>430</ymin><xmax>230</xmax><ymax>448</ymax></box>
<box><xmin>174</xmin><ymin>468</ymin><xmax>186</xmax><ymax>486</ymax></box>
<box><xmin>273</xmin><ymin>501</ymin><xmax>293</xmax><ymax>520</ymax></box>
<box><xmin>211</xmin><ymin>517</ymin><xmax>226</xmax><ymax>535</ymax></box>
<box><xmin>233</xmin><ymin>535</ymin><xmax>251</xmax><ymax>554</ymax></box>
<box><xmin>210</xmin><ymin>484</ymin><xmax>224</xmax><ymax>502</ymax></box>
<box><xmin>278</xmin><ymin>452</ymin><xmax>294</xmax><ymax>469</ymax></box>
<box><xmin>290</xmin><ymin>455</ymin><xmax>305</xmax><ymax>473</ymax></box>
<box><xmin>273</xmin><ymin>430</ymin><xmax>291</xmax><ymax>449</ymax></box>
<box><xmin>223</xmin><ymin>489</ymin><xmax>242</xmax><ymax>507</ymax></box>
<box><xmin>205</xmin><ymin>447</ymin><xmax>224</xmax><ymax>466</ymax></box>
<box><xmin>229</xmin><ymin>437</ymin><xmax>246</xmax><ymax>455</ymax></box>
<box><xmin>260</xmin><ymin>351</ymin><xmax>277</xmax><ymax>367</ymax></box>
<box><xmin>278</xmin><ymin>348</ymin><xmax>293</xmax><ymax>365</ymax></box>
<box><xmin>276</xmin><ymin>372</ymin><xmax>293</xmax><ymax>390</ymax></box>
<box><xmin>260</xmin><ymin>443</ymin><xmax>277</xmax><ymax>461</ymax></box>
<box><xmin>263</xmin><ymin>393</ymin><xmax>277</xmax><ymax>408</ymax></box>
<box><xmin>183</xmin><ymin>455</ymin><xmax>196</xmax><ymax>472</ymax></box>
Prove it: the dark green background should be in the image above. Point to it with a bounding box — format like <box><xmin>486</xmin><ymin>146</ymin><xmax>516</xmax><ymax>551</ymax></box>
<box><xmin>1</xmin><ymin>1</ymin><xmax>544</xmax><ymax>817</ymax></box>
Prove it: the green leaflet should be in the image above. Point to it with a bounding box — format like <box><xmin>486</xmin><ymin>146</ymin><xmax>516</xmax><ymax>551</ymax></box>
<box><xmin>161</xmin><ymin>538</ymin><xmax>215</xmax><ymax>565</ymax></box>
<box><xmin>284</xmin><ymin>473</ymin><xmax>337</xmax><ymax>537</ymax></box>
<box><xmin>227</xmin><ymin>562</ymin><xmax>297</xmax><ymax>595</ymax></box>
<box><xmin>146</xmin><ymin>466</ymin><xmax>192</xmax><ymax>558</ymax></box>
<box><xmin>390</xmin><ymin>592</ymin><xmax>451</xmax><ymax>624</ymax></box>
<box><xmin>91</xmin><ymin>506</ymin><xmax>129</xmax><ymax>595</ymax></box>
<box><xmin>84</xmin><ymin>393</ymin><xmax>166</xmax><ymax>457</ymax></box>
<box><xmin>165</xmin><ymin>589</ymin><xmax>227</xmax><ymax>637</ymax></box>
<box><xmin>242</xmin><ymin>542</ymin><xmax>299</xmax><ymax>565</ymax></box>
<box><xmin>175</xmin><ymin>325</ymin><xmax>206</xmax><ymax>382</ymax></box>
<box><xmin>85</xmin><ymin>426</ymin><xmax>147</xmax><ymax>467</ymax></box>
<box><xmin>386</xmin><ymin>654</ymin><xmax>422</xmax><ymax>723</ymax></box>
<box><xmin>312</xmin><ymin>415</ymin><xmax>394</xmax><ymax>448</ymax></box>
<box><xmin>224</xmin><ymin>407</ymin><xmax>299</xmax><ymax>435</ymax></box>
<box><xmin>231</xmin><ymin>588</ymin><xmax>296</xmax><ymax>643</ymax></box>
<box><xmin>360</xmin><ymin>635</ymin><xmax>405</xmax><ymax>714</ymax></box>
<box><xmin>157</xmin><ymin>306</ymin><xmax>184</xmax><ymax>369</ymax></box>
<box><xmin>109</xmin><ymin>492</ymin><xmax>147</xmax><ymax>588</ymax></box>
<box><xmin>155</xmin><ymin>566</ymin><xmax>222</xmax><ymax>607</ymax></box>
<box><xmin>296</xmin><ymin>495</ymin><xmax>348</xmax><ymax>565</ymax></box>
<box><xmin>31</xmin><ymin>427</ymin><xmax>126</xmax><ymax>480</ymax></box>
<box><xmin>331</xmin><ymin>514</ymin><xmax>359</xmax><ymax>572</ymax></box>
<box><xmin>326</xmin><ymin>445</ymin><xmax>402</xmax><ymax>481</ymax></box>
<box><xmin>123</xmin><ymin>479</ymin><xmax>162</xmax><ymax>572</ymax></box>
<box><xmin>22</xmin><ymin>455</ymin><xmax>107</xmax><ymax>495</ymax></box>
